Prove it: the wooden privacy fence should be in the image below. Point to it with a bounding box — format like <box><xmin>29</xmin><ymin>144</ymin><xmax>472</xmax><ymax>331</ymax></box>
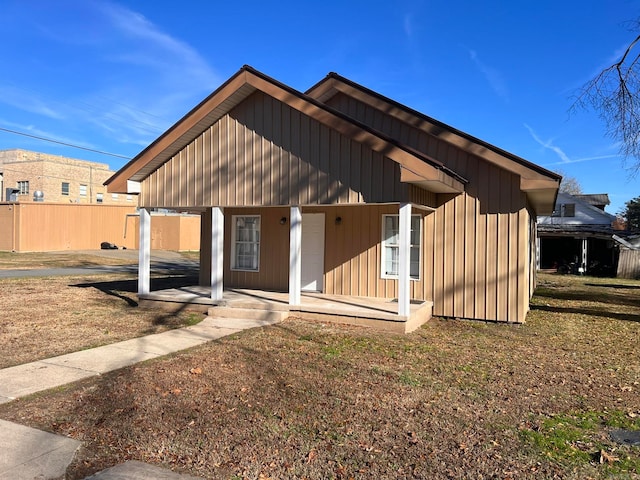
<box><xmin>617</xmin><ymin>248</ymin><xmax>640</xmax><ymax>279</ymax></box>
<box><xmin>0</xmin><ymin>203</ymin><xmax>200</xmax><ymax>252</ymax></box>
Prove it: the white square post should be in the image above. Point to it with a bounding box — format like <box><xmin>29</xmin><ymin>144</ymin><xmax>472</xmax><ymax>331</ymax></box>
<box><xmin>581</xmin><ymin>237</ymin><xmax>588</xmax><ymax>274</ymax></box>
<box><xmin>211</xmin><ymin>207</ymin><xmax>224</xmax><ymax>301</ymax></box>
<box><xmin>289</xmin><ymin>206</ymin><xmax>302</xmax><ymax>306</ymax></box>
<box><xmin>138</xmin><ymin>207</ymin><xmax>151</xmax><ymax>295</ymax></box>
<box><xmin>398</xmin><ymin>202</ymin><xmax>412</xmax><ymax>316</ymax></box>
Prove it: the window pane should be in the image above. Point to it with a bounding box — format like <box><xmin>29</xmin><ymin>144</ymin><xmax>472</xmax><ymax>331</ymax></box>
<box><xmin>410</xmin><ymin>216</ymin><xmax>420</xmax><ymax>245</ymax></box>
<box><xmin>61</xmin><ymin>182</ymin><xmax>69</xmax><ymax>195</ymax></box>
<box><xmin>233</xmin><ymin>216</ymin><xmax>260</xmax><ymax>271</ymax></box>
<box><xmin>385</xmin><ymin>246</ymin><xmax>398</xmax><ymax>275</ymax></box>
<box><xmin>410</xmin><ymin>246</ymin><xmax>420</xmax><ymax>278</ymax></box>
<box><xmin>384</xmin><ymin>216</ymin><xmax>399</xmax><ymax>244</ymax></box>
<box><xmin>382</xmin><ymin>214</ymin><xmax>421</xmax><ymax>279</ymax></box>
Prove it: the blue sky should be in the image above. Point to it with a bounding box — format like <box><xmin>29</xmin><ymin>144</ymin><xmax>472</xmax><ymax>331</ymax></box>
<box><xmin>0</xmin><ymin>0</ymin><xmax>638</xmax><ymax>213</ymax></box>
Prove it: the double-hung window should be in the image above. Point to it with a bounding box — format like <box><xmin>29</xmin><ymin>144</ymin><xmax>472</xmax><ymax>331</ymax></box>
<box><xmin>381</xmin><ymin>214</ymin><xmax>421</xmax><ymax>280</ymax></box>
<box><xmin>231</xmin><ymin>215</ymin><xmax>260</xmax><ymax>271</ymax></box>
<box><xmin>61</xmin><ymin>182</ymin><xmax>70</xmax><ymax>196</ymax></box>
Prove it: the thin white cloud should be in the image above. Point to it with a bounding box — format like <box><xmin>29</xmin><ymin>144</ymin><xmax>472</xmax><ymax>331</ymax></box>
<box><xmin>0</xmin><ymin>118</ymin><xmax>98</xmax><ymax>150</ymax></box>
<box><xmin>404</xmin><ymin>14</ymin><xmax>413</xmax><ymax>38</ymax></box>
<box><xmin>524</xmin><ymin>123</ymin><xmax>571</xmax><ymax>163</ymax></box>
<box><xmin>542</xmin><ymin>154</ymin><xmax>620</xmax><ymax>167</ymax></box>
<box><xmin>468</xmin><ymin>49</ymin><xmax>509</xmax><ymax>101</ymax></box>
<box><xmin>97</xmin><ymin>2</ymin><xmax>218</xmax><ymax>88</ymax></box>
<box><xmin>0</xmin><ymin>85</ymin><xmax>65</xmax><ymax>120</ymax></box>
<box><xmin>525</xmin><ymin>123</ymin><xmax>622</xmax><ymax>166</ymax></box>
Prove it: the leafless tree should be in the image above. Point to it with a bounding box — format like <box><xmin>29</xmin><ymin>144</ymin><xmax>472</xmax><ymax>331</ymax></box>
<box><xmin>555</xmin><ymin>170</ymin><xmax>583</xmax><ymax>194</ymax></box>
<box><xmin>573</xmin><ymin>20</ymin><xmax>640</xmax><ymax>172</ymax></box>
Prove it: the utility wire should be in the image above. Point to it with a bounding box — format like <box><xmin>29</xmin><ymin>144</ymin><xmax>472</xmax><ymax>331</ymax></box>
<box><xmin>0</xmin><ymin>127</ymin><xmax>132</xmax><ymax>160</ymax></box>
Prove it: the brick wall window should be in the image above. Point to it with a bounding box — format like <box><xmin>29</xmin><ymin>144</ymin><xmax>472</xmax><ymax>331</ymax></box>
<box><xmin>61</xmin><ymin>182</ymin><xmax>70</xmax><ymax>196</ymax></box>
<box><xmin>17</xmin><ymin>180</ymin><xmax>29</xmax><ymax>195</ymax></box>
<box><xmin>96</xmin><ymin>193</ymin><xmax>103</xmax><ymax>203</ymax></box>
<box><xmin>79</xmin><ymin>184</ymin><xmax>87</xmax><ymax>197</ymax></box>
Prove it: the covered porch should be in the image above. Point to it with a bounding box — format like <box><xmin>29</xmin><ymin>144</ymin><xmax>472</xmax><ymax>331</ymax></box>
<box><xmin>136</xmin><ymin>202</ymin><xmax>437</xmax><ymax>333</ymax></box>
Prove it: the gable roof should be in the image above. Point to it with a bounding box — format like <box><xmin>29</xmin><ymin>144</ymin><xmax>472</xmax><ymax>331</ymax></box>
<box><xmin>306</xmin><ymin>72</ymin><xmax>561</xmax><ymax>213</ymax></box>
<box><xmin>538</xmin><ymin>192</ymin><xmax>616</xmax><ymax>225</ymax></box>
<box><xmin>574</xmin><ymin>194</ymin><xmax>610</xmax><ymax>209</ymax></box>
<box><xmin>105</xmin><ymin>66</ymin><xmax>466</xmax><ymax>195</ymax></box>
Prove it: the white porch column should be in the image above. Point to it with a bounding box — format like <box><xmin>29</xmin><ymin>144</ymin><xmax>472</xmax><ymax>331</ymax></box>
<box><xmin>289</xmin><ymin>206</ymin><xmax>302</xmax><ymax>306</ymax></box>
<box><xmin>398</xmin><ymin>203</ymin><xmax>412</xmax><ymax>316</ymax></box>
<box><xmin>211</xmin><ymin>207</ymin><xmax>224</xmax><ymax>301</ymax></box>
<box><xmin>138</xmin><ymin>207</ymin><xmax>151</xmax><ymax>296</ymax></box>
<box><xmin>581</xmin><ymin>237</ymin><xmax>588</xmax><ymax>273</ymax></box>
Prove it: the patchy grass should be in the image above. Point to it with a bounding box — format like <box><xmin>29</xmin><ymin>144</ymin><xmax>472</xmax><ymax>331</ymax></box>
<box><xmin>0</xmin><ymin>273</ymin><xmax>204</xmax><ymax>368</ymax></box>
<box><xmin>0</xmin><ymin>273</ymin><xmax>639</xmax><ymax>479</ymax></box>
<box><xmin>520</xmin><ymin>410</ymin><xmax>640</xmax><ymax>472</ymax></box>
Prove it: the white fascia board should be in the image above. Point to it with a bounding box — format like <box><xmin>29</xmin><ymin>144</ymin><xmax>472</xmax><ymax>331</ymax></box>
<box><xmin>127</xmin><ymin>180</ymin><xmax>141</xmax><ymax>194</ymax></box>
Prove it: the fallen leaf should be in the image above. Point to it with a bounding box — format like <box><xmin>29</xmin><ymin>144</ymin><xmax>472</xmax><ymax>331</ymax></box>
<box><xmin>599</xmin><ymin>449</ymin><xmax>619</xmax><ymax>464</ymax></box>
<box><xmin>189</xmin><ymin>367</ymin><xmax>202</xmax><ymax>375</ymax></box>
<box><xmin>307</xmin><ymin>449</ymin><xmax>317</xmax><ymax>463</ymax></box>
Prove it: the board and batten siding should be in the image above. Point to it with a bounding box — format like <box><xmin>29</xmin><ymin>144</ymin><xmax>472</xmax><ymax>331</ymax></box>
<box><xmin>326</xmin><ymin>92</ymin><xmax>534</xmax><ymax>322</ymax></box>
<box><xmin>199</xmin><ymin>205</ymin><xmax>428</xmax><ymax>299</ymax></box>
<box><xmin>140</xmin><ymin>91</ymin><xmax>421</xmax><ymax>209</ymax></box>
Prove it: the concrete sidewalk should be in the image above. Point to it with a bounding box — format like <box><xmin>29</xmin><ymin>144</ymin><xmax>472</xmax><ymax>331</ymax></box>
<box><xmin>0</xmin><ymin>315</ymin><xmax>284</xmax><ymax>479</ymax></box>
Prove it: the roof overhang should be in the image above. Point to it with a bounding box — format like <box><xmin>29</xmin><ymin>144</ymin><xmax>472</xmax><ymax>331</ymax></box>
<box><xmin>307</xmin><ymin>74</ymin><xmax>561</xmax><ymax>214</ymax></box>
<box><xmin>106</xmin><ymin>66</ymin><xmax>466</xmax><ymax>196</ymax></box>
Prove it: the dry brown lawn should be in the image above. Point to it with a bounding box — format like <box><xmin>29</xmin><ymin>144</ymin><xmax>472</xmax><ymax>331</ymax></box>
<box><xmin>0</xmin><ymin>273</ymin><xmax>203</xmax><ymax>368</ymax></box>
<box><xmin>0</xmin><ymin>273</ymin><xmax>639</xmax><ymax>479</ymax></box>
<box><xmin>0</xmin><ymin>251</ymin><xmax>137</xmax><ymax>269</ymax></box>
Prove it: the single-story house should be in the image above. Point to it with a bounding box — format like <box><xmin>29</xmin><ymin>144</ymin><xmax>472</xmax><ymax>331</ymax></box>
<box><xmin>106</xmin><ymin>66</ymin><xmax>560</xmax><ymax>331</ymax></box>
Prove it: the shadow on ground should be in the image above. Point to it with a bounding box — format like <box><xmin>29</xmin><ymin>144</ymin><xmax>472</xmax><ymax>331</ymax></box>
<box><xmin>530</xmin><ymin>304</ymin><xmax>640</xmax><ymax>323</ymax></box>
<box><xmin>70</xmin><ymin>274</ymin><xmax>201</xmax><ymax>328</ymax></box>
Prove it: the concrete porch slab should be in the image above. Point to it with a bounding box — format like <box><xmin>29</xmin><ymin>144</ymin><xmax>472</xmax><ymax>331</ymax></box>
<box><xmin>142</xmin><ymin>287</ymin><xmax>434</xmax><ymax>333</ymax></box>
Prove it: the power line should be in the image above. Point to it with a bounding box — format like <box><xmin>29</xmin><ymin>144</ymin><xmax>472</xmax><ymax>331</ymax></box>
<box><xmin>0</xmin><ymin>127</ymin><xmax>131</xmax><ymax>160</ymax></box>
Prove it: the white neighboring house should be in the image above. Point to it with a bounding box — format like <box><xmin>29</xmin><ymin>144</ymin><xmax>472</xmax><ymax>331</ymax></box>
<box><xmin>537</xmin><ymin>193</ymin><xmax>618</xmax><ymax>275</ymax></box>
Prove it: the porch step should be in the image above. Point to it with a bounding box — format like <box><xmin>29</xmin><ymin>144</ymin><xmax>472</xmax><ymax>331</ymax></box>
<box><xmin>207</xmin><ymin>306</ymin><xmax>290</xmax><ymax>323</ymax></box>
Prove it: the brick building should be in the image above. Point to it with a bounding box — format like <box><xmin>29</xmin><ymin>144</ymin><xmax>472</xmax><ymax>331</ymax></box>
<box><xmin>0</xmin><ymin>149</ymin><xmax>136</xmax><ymax>205</ymax></box>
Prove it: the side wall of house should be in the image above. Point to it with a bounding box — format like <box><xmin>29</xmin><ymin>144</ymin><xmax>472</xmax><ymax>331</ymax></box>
<box><xmin>327</xmin><ymin>93</ymin><xmax>532</xmax><ymax>322</ymax></box>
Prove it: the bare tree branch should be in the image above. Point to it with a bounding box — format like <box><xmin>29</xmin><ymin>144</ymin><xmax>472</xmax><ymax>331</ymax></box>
<box><xmin>572</xmin><ymin>23</ymin><xmax>640</xmax><ymax>173</ymax></box>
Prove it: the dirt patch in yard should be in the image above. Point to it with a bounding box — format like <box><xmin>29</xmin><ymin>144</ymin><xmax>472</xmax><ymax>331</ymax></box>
<box><xmin>0</xmin><ymin>273</ymin><xmax>639</xmax><ymax>479</ymax></box>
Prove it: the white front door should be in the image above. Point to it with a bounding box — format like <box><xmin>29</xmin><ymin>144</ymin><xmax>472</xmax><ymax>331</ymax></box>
<box><xmin>301</xmin><ymin>213</ymin><xmax>325</xmax><ymax>292</ymax></box>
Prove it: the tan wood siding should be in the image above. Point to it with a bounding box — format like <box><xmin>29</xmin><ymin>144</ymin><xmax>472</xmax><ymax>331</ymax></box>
<box><xmin>326</xmin><ymin>92</ymin><xmax>533</xmax><ymax>323</ymax></box>
<box><xmin>307</xmin><ymin>205</ymin><xmax>426</xmax><ymax>299</ymax></box>
<box><xmin>223</xmin><ymin>207</ymin><xmax>290</xmax><ymax>290</ymax></box>
<box><xmin>140</xmin><ymin>91</ymin><xmax>422</xmax><ymax>208</ymax></box>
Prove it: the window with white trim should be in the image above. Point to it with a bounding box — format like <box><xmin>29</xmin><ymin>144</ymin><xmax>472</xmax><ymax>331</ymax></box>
<box><xmin>96</xmin><ymin>193</ymin><xmax>104</xmax><ymax>203</ymax></box>
<box><xmin>79</xmin><ymin>184</ymin><xmax>87</xmax><ymax>197</ymax></box>
<box><xmin>231</xmin><ymin>215</ymin><xmax>260</xmax><ymax>271</ymax></box>
<box><xmin>381</xmin><ymin>214</ymin><xmax>421</xmax><ymax>280</ymax></box>
<box><xmin>61</xmin><ymin>182</ymin><xmax>70</xmax><ymax>196</ymax></box>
